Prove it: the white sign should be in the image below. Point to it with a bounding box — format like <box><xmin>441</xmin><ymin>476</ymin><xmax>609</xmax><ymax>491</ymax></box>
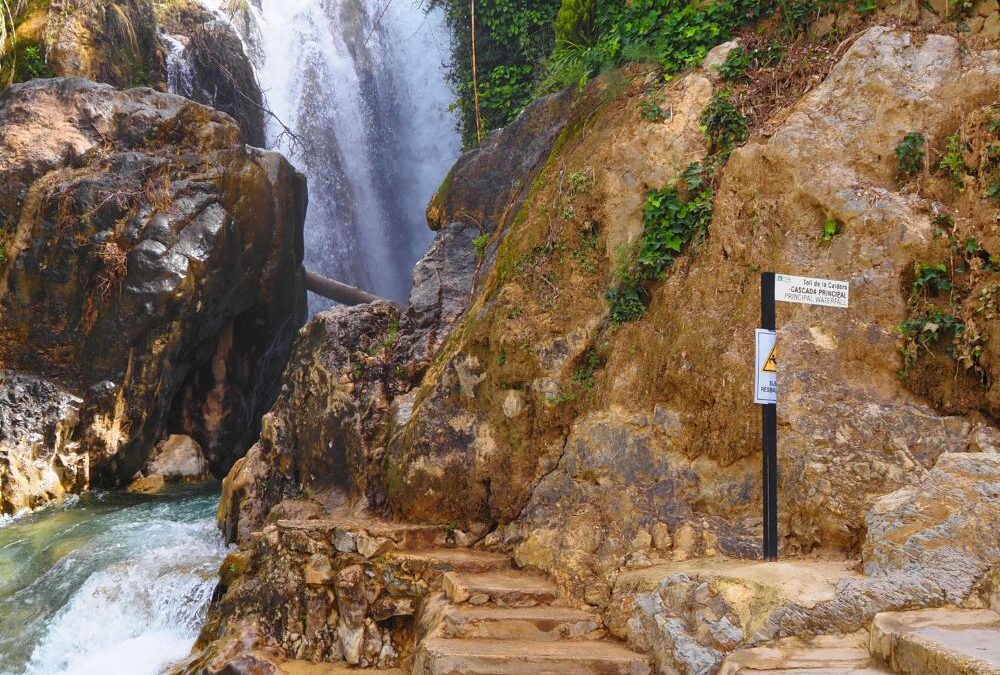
<box><xmin>755</xmin><ymin>329</ymin><xmax>777</xmax><ymax>405</ymax></box>
<box><xmin>775</xmin><ymin>274</ymin><xmax>849</xmax><ymax>308</ymax></box>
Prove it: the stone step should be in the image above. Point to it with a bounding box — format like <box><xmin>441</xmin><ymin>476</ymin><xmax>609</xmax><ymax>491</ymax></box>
<box><xmin>413</xmin><ymin>637</ymin><xmax>652</xmax><ymax>675</ymax></box>
<box><xmin>391</xmin><ymin>549</ymin><xmax>512</xmax><ymax>576</ymax></box>
<box><xmin>720</xmin><ymin>633</ymin><xmax>891</xmax><ymax>674</ymax></box>
<box><xmin>279</xmin><ymin>661</ymin><xmax>404</xmax><ymax>674</ymax></box>
<box><xmin>869</xmin><ymin>608</ymin><xmax>1000</xmax><ymax>675</ymax></box>
<box><xmin>440</xmin><ymin>606</ymin><xmax>604</xmax><ymax>641</ymax></box>
<box><xmin>443</xmin><ymin>571</ymin><xmax>558</xmax><ymax>608</ymax></box>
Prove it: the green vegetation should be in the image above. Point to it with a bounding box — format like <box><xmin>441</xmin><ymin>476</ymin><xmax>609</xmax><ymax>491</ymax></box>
<box><xmin>554</xmin><ymin>0</ymin><xmax>596</xmax><ymax>47</ymax></box>
<box><xmin>473</xmin><ymin>232</ymin><xmax>491</xmax><ymax>260</ymax></box>
<box><xmin>897</xmin><ymin>310</ymin><xmax>967</xmax><ymax>378</ymax></box>
<box><xmin>606</xmin><ymin>284</ymin><xmax>646</xmax><ymax>324</ymax></box>
<box><xmin>571</xmin><ymin>348</ymin><xmax>601</xmax><ymax>389</ymax></box>
<box><xmin>429</xmin><ymin>0</ymin><xmax>562</xmax><ymax>147</ymax></box>
<box><xmin>912</xmin><ymin>262</ymin><xmax>951</xmax><ymax>296</ymax></box>
<box><xmin>939</xmin><ymin>133</ymin><xmax>970</xmax><ymax>188</ymax></box>
<box><xmin>607</xmin><ymin>162</ymin><xmax>714</xmax><ymax>323</ymax></box>
<box><xmin>820</xmin><ymin>216</ymin><xmax>839</xmax><ymax>243</ymax></box>
<box><xmin>894</xmin><ymin>131</ymin><xmax>925</xmax><ymax>180</ymax></box>
<box><xmin>640</xmin><ymin>89</ymin><xmax>670</xmax><ymax>122</ymax></box>
<box><xmin>987</xmin><ymin>179</ymin><xmax>1000</xmax><ymax>203</ymax></box>
<box><xmin>434</xmin><ymin>0</ymin><xmax>771</xmax><ymax>146</ymax></box>
<box><xmin>701</xmin><ymin>89</ymin><xmax>750</xmax><ymax>156</ymax></box>
<box><xmin>567</xmin><ymin>169</ymin><xmax>594</xmax><ymax>194</ymax></box>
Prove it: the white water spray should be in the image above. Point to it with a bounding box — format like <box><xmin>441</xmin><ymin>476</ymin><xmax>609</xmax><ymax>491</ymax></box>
<box><xmin>0</xmin><ymin>490</ymin><xmax>227</xmax><ymax>675</ymax></box>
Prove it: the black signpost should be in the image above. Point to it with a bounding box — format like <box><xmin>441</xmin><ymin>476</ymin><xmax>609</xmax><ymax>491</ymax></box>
<box><xmin>760</xmin><ymin>273</ymin><xmax>778</xmax><ymax>561</ymax></box>
<box><xmin>755</xmin><ymin>271</ymin><xmax>849</xmax><ymax>562</ymax></box>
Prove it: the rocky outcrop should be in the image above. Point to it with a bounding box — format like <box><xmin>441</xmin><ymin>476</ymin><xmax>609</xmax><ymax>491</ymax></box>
<box><xmin>380</xmin><ymin>25</ymin><xmax>1000</xmax><ymax>584</ymax></box>
<box><xmin>0</xmin><ymin>78</ymin><xmax>306</xmax><ymax>513</ymax></box>
<box><xmin>426</xmin><ymin>87</ymin><xmax>575</xmax><ymax>234</ymax></box>
<box><xmin>44</xmin><ymin>0</ymin><xmax>163</xmax><ymax>88</ymax></box>
<box><xmin>0</xmin><ymin>371</ymin><xmax>86</xmax><ymax>512</ymax></box>
<box><xmin>2</xmin><ymin>0</ymin><xmax>266</xmax><ymax>147</ymax></box>
<box><xmin>204</xmin><ymin>17</ymin><xmax>1000</xmax><ymax>674</ymax></box>
<box><xmin>218</xmin><ymin>302</ymin><xmax>403</xmax><ymax>544</ymax></box>
<box><xmin>605</xmin><ymin>453</ymin><xmax>1000</xmax><ymax>673</ymax></box>
<box><xmin>158</xmin><ymin>0</ymin><xmax>267</xmax><ymax>146</ymax></box>
<box><xmin>214</xmin><ymin>79</ymin><xmax>585</xmax><ymax>543</ymax></box>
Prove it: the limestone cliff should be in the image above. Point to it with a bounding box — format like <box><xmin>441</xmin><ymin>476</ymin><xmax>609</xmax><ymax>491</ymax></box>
<box><xmin>0</xmin><ymin>78</ymin><xmax>306</xmax><ymax>513</ymax></box>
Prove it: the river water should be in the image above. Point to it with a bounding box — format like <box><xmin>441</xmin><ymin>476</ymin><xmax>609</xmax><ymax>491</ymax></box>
<box><xmin>0</xmin><ymin>487</ymin><xmax>227</xmax><ymax>675</ymax></box>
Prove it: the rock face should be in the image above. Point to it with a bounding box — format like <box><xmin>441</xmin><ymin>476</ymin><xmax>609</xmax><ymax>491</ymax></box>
<box><xmin>2</xmin><ymin>0</ymin><xmax>266</xmax><ymax>146</ymax></box>
<box><xmin>158</xmin><ymin>0</ymin><xmax>267</xmax><ymax>146</ymax></box>
<box><xmin>0</xmin><ymin>78</ymin><xmax>306</xmax><ymax>513</ymax></box>
<box><xmin>44</xmin><ymin>0</ymin><xmax>163</xmax><ymax>89</ymax></box>
<box><xmin>381</xmin><ymin>25</ymin><xmax>1000</xmax><ymax>589</ymax></box>
<box><xmin>218</xmin><ymin>302</ymin><xmax>403</xmax><ymax>544</ymax></box>
<box><xmin>215</xmin><ymin>80</ymin><xmax>581</xmax><ymax>543</ymax></box>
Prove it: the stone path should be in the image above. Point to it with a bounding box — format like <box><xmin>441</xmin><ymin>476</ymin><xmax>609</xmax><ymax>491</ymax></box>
<box><xmin>412</xmin><ymin>558</ymin><xmax>651</xmax><ymax>675</ymax></box>
<box><xmin>723</xmin><ymin>608</ymin><xmax>1000</xmax><ymax>674</ymax></box>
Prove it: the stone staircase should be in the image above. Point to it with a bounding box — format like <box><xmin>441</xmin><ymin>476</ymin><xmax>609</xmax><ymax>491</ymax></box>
<box><xmin>721</xmin><ymin>608</ymin><xmax>1000</xmax><ymax>675</ymax></box>
<box><xmin>411</xmin><ymin>561</ymin><xmax>651</xmax><ymax>675</ymax></box>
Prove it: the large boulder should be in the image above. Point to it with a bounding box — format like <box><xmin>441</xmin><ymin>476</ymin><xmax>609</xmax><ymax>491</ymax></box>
<box><xmin>0</xmin><ymin>78</ymin><xmax>306</xmax><ymax>513</ymax></box>
<box><xmin>218</xmin><ymin>302</ymin><xmax>403</xmax><ymax>543</ymax></box>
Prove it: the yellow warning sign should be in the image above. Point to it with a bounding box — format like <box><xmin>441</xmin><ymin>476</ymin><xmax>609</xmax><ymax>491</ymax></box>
<box><xmin>762</xmin><ymin>344</ymin><xmax>777</xmax><ymax>372</ymax></box>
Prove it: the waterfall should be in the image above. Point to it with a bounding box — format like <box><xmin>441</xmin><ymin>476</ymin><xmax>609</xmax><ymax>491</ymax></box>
<box><xmin>196</xmin><ymin>0</ymin><xmax>461</xmax><ymax>309</ymax></box>
<box><xmin>161</xmin><ymin>33</ymin><xmax>194</xmax><ymax>97</ymax></box>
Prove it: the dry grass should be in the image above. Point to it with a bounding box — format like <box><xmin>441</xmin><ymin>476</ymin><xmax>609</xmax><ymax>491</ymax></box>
<box><xmin>103</xmin><ymin>3</ymin><xmax>139</xmax><ymax>56</ymax></box>
<box><xmin>96</xmin><ymin>239</ymin><xmax>127</xmax><ymax>298</ymax></box>
<box><xmin>145</xmin><ymin>169</ymin><xmax>173</xmax><ymax>211</ymax></box>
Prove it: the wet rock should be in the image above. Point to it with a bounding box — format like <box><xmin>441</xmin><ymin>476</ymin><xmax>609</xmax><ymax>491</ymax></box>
<box><xmin>127</xmin><ymin>473</ymin><xmax>167</xmax><ymax>494</ymax></box>
<box><xmin>0</xmin><ymin>371</ymin><xmax>85</xmax><ymax>513</ymax></box>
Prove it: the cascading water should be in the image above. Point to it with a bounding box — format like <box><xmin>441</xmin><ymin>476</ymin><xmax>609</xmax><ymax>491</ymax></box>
<box><xmin>161</xmin><ymin>33</ymin><xmax>195</xmax><ymax>97</ymax></box>
<box><xmin>196</xmin><ymin>0</ymin><xmax>461</xmax><ymax>309</ymax></box>
<box><xmin>0</xmin><ymin>488</ymin><xmax>227</xmax><ymax>675</ymax></box>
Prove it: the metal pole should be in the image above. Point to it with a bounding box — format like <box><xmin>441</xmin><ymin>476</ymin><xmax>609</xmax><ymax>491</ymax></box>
<box><xmin>761</xmin><ymin>272</ymin><xmax>778</xmax><ymax>561</ymax></box>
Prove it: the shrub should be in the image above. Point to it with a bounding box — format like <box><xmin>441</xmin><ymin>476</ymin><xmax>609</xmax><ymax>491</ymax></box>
<box><xmin>472</xmin><ymin>232</ymin><xmax>490</xmax><ymax>260</ymax></box>
<box><xmin>606</xmin><ymin>284</ymin><xmax>646</xmax><ymax>324</ymax></box>
<box><xmin>939</xmin><ymin>133</ymin><xmax>970</xmax><ymax>188</ymax></box>
<box><xmin>717</xmin><ymin>43</ymin><xmax>782</xmax><ymax>81</ymax></box>
<box><xmin>606</xmin><ymin>162</ymin><xmax>714</xmax><ymax>323</ymax></box>
<box><xmin>894</xmin><ymin>132</ymin><xmax>925</xmax><ymax>180</ymax></box>
<box><xmin>701</xmin><ymin>90</ymin><xmax>750</xmax><ymax>156</ymax></box>
<box><xmin>820</xmin><ymin>216</ymin><xmax>839</xmax><ymax>243</ymax></box>
<box><xmin>912</xmin><ymin>262</ymin><xmax>952</xmax><ymax>296</ymax></box>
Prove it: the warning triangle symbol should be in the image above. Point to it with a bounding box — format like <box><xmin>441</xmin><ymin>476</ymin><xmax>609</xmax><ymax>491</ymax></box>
<box><xmin>763</xmin><ymin>344</ymin><xmax>777</xmax><ymax>373</ymax></box>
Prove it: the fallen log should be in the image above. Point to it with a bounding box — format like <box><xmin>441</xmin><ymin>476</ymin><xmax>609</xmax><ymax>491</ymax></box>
<box><xmin>304</xmin><ymin>270</ymin><xmax>397</xmax><ymax>307</ymax></box>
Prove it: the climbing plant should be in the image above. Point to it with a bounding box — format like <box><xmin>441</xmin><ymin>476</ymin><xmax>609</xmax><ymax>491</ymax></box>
<box><xmin>428</xmin><ymin>0</ymin><xmax>562</xmax><ymax>148</ymax></box>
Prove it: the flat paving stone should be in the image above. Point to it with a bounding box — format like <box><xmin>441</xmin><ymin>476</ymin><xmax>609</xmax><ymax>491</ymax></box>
<box><xmin>870</xmin><ymin>608</ymin><xmax>1000</xmax><ymax>675</ymax></box>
